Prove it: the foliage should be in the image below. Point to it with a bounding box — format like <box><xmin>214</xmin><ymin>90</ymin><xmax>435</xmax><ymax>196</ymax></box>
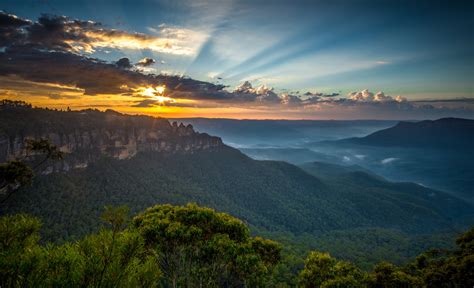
<box><xmin>299</xmin><ymin>251</ymin><xmax>367</xmax><ymax>288</ymax></box>
<box><xmin>409</xmin><ymin>227</ymin><xmax>474</xmax><ymax>287</ymax></box>
<box><xmin>0</xmin><ymin>138</ymin><xmax>63</xmax><ymax>205</ymax></box>
<box><xmin>368</xmin><ymin>262</ymin><xmax>422</xmax><ymax>287</ymax></box>
<box><xmin>24</xmin><ymin>138</ymin><xmax>63</xmax><ymax>162</ymax></box>
<box><xmin>0</xmin><ymin>214</ymin><xmax>42</xmax><ymax>287</ymax></box>
<box><xmin>0</xmin><ymin>208</ymin><xmax>161</xmax><ymax>288</ymax></box>
<box><xmin>0</xmin><ymin>204</ymin><xmax>473</xmax><ymax>287</ymax></box>
<box><xmin>133</xmin><ymin>203</ymin><xmax>281</xmax><ymax>287</ymax></box>
<box><xmin>0</xmin><ymin>160</ymin><xmax>34</xmax><ymax>192</ymax></box>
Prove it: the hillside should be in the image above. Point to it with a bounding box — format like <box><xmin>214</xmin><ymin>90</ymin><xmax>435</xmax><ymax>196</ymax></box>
<box><xmin>240</xmin><ymin>148</ymin><xmax>340</xmax><ymax>164</ymax></box>
<box><xmin>337</xmin><ymin>118</ymin><xmax>474</xmax><ymax>149</ymax></box>
<box><xmin>4</xmin><ymin>145</ymin><xmax>472</xmax><ymax>239</ymax></box>
<box><xmin>308</xmin><ymin>118</ymin><xmax>474</xmax><ymax>202</ymax></box>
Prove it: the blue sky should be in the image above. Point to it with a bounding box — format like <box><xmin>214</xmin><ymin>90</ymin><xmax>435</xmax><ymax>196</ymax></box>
<box><xmin>1</xmin><ymin>0</ymin><xmax>473</xmax><ymax>119</ymax></box>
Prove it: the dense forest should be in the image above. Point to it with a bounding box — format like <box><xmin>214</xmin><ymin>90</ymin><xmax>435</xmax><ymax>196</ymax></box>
<box><xmin>3</xmin><ymin>148</ymin><xmax>471</xmax><ymax>268</ymax></box>
<box><xmin>1</xmin><ymin>204</ymin><xmax>473</xmax><ymax>287</ymax></box>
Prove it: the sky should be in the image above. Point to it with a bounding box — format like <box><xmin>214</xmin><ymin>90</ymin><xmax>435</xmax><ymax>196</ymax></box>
<box><xmin>0</xmin><ymin>0</ymin><xmax>473</xmax><ymax>119</ymax></box>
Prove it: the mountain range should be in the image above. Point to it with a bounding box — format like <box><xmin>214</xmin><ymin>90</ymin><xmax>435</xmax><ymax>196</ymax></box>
<box><xmin>1</xmin><ymin>101</ymin><xmax>472</xmax><ymax>267</ymax></box>
<box><xmin>334</xmin><ymin>118</ymin><xmax>474</xmax><ymax>149</ymax></box>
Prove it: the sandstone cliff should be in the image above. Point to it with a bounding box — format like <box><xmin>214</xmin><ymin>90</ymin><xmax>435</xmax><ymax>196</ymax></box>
<box><xmin>0</xmin><ymin>100</ymin><xmax>224</xmax><ymax>170</ymax></box>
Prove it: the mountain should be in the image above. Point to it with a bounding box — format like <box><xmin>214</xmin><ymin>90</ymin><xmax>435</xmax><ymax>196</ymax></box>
<box><xmin>337</xmin><ymin>118</ymin><xmax>474</xmax><ymax>149</ymax></box>
<box><xmin>306</xmin><ymin>118</ymin><xmax>474</xmax><ymax>202</ymax></box>
<box><xmin>0</xmin><ymin>100</ymin><xmax>222</xmax><ymax>167</ymax></box>
<box><xmin>174</xmin><ymin>118</ymin><xmax>396</xmax><ymax>148</ymax></box>
<box><xmin>240</xmin><ymin>148</ymin><xmax>340</xmax><ymax>164</ymax></box>
<box><xmin>299</xmin><ymin>161</ymin><xmax>375</xmax><ymax>179</ymax></box>
<box><xmin>1</xmin><ymin>102</ymin><xmax>473</xmax><ymax>266</ymax></box>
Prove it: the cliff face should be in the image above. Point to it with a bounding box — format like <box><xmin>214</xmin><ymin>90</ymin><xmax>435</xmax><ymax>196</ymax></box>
<box><xmin>0</xmin><ymin>102</ymin><xmax>224</xmax><ymax>170</ymax></box>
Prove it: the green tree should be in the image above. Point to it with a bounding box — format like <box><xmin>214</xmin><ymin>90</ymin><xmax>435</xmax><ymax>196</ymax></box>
<box><xmin>368</xmin><ymin>261</ymin><xmax>422</xmax><ymax>287</ymax></box>
<box><xmin>133</xmin><ymin>203</ymin><xmax>281</xmax><ymax>287</ymax></box>
<box><xmin>0</xmin><ymin>138</ymin><xmax>63</xmax><ymax>205</ymax></box>
<box><xmin>299</xmin><ymin>251</ymin><xmax>367</xmax><ymax>288</ymax></box>
<box><xmin>0</xmin><ymin>207</ymin><xmax>162</xmax><ymax>287</ymax></box>
<box><xmin>412</xmin><ymin>227</ymin><xmax>474</xmax><ymax>287</ymax></box>
<box><xmin>0</xmin><ymin>214</ymin><xmax>42</xmax><ymax>287</ymax></box>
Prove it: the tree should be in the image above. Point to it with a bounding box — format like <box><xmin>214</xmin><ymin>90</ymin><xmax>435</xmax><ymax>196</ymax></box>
<box><xmin>368</xmin><ymin>262</ymin><xmax>422</xmax><ymax>288</ymax></box>
<box><xmin>133</xmin><ymin>203</ymin><xmax>281</xmax><ymax>287</ymax></box>
<box><xmin>299</xmin><ymin>251</ymin><xmax>367</xmax><ymax>288</ymax></box>
<box><xmin>0</xmin><ymin>138</ymin><xmax>63</xmax><ymax>205</ymax></box>
<box><xmin>0</xmin><ymin>206</ymin><xmax>162</xmax><ymax>287</ymax></box>
<box><xmin>0</xmin><ymin>214</ymin><xmax>42</xmax><ymax>287</ymax></box>
<box><xmin>412</xmin><ymin>227</ymin><xmax>474</xmax><ymax>287</ymax></box>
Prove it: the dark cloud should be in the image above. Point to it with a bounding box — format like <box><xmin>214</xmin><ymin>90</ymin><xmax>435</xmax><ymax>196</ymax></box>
<box><xmin>412</xmin><ymin>98</ymin><xmax>474</xmax><ymax>103</ymax></box>
<box><xmin>304</xmin><ymin>91</ymin><xmax>339</xmax><ymax>97</ymax></box>
<box><xmin>0</xmin><ymin>11</ymin><xmax>31</xmax><ymax>27</ymax></box>
<box><xmin>136</xmin><ymin>57</ymin><xmax>156</xmax><ymax>67</ymax></box>
<box><xmin>322</xmin><ymin>93</ymin><xmax>340</xmax><ymax>97</ymax></box>
<box><xmin>1</xmin><ymin>12</ymin><xmax>102</xmax><ymax>52</ymax></box>
<box><xmin>132</xmin><ymin>99</ymin><xmax>159</xmax><ymax>107</ymax></box>
<box><xmin>0</xmin><ymin>11</ymin><xmax>32</xmax><ymax>46</ymax></box>
<box><xmin>0</xmin><ymin>11</ymin><xmax>224</xmax><ymax>96</ymax></box>
<box><xmin>116</xmin><ymin>57</ymin><xmax>132</xmax><ymax>69</ymax></box>
<box><xmin>0</xmin><ymin>47</ymin><xmax>142</xmax><ymax>94</ymax></box>
<box><xmin>0</xmin><ymin>11</ymin><xmax>194</xmax><ymax>55</ymax></box>
<box><xmin>0</xmin><ymin>45</ymin><xmax>227</xmax><ymax>97</ymax></box>
<box><xmin>281</xmin><ymin>93</ymin><xmax>303</xmax><ymax>105</ymax></box>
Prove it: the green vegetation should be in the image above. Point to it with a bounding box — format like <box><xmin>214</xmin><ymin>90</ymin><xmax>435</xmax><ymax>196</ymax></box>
<box><xmin>133</xmin><ymin>204</ymin><xmax>281</xmax><ymax>287</ymax></box>
<box><xmin>299</xmin><ymin>251</ymin><xmax>368</xmax><ymax>287</ymax></box>
<box><xmin>1</xmin><ymin>138</ymin><xmax>63</xmax><ymax>205</ymax></box>
<box><xmin>0</xmin><ymin>205</ymin><xmax>472</xmax><ymax>287</ymax></box>
<box><xmin>3</xmin><ymin>148</ymin><xmax>472</xmax><ymax>268</ymax></box>
<box><xmin>0</xmin><ymin>204</ymin><xmax>281</xmax><ymax>287</ymax></box>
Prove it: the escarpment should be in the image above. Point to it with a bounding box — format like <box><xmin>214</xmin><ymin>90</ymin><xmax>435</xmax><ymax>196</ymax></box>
<box><xmin>0</xmin><ymin>101</ymin><xmax>224</xmax><ymax>170</ymax></box>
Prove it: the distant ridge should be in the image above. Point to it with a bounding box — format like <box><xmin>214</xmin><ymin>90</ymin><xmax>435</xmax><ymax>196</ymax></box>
<box><xmin>337</xmin><ymin>118</ymin><xmax>474</xmax><ymax>149</ymax></box>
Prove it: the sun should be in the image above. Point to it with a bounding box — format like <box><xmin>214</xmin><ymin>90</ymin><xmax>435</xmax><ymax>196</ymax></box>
<box><xmin>134</xmin><ymin>85</ymin><xmax>174</xmax><ymax>104</ymax></box>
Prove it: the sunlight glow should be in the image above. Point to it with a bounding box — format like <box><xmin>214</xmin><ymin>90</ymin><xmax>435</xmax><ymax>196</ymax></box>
<box><xmin>134</xmin><ymin>85</ymin><xmax>174</xmax><ymax>104</ymax></box>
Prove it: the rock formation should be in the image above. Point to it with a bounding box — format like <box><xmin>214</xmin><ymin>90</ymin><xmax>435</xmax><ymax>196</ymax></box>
<box><xmin>0</xmin><ymin>100</ymin><xmax>223</xmax><ymax>170</ymax></box>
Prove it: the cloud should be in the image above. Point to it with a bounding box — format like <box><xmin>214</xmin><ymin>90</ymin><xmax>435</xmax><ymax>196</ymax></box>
<box><xmin>46</xmin><ymin>94</ymin><xmax>78</xmax><ymax>100</ymax></box>
<box><xmin>412</xmin><ymin>98</ymin><xmax>474</xmax><ymax>103</ymax></box>
<box><xmin>304</xmin><ymin>92</ymin><xmax>340</xmax><ymax>98</ymax></box>
<box><xmin>1</xmin><ymin>12</ymin><xmax>473</xmax><ymax>118</ymax></box>
<box><xmin>381</xmin><ymin>157</ymin><xmax>398</xmax><ymax>164</ymax></box>
<box><xmin>0</xmin><ymin>46</ymin><xmax>226</xmax><ymax>97</ymax></box>
<box><xmin>116</xmin><ymin>57</ymin><xmax>132</xmax><ymax>69</ymax></box>
<box><xmin>232</xmin><ymin>81</ymin><xmax>288</xmax><ymax>104</ymax></box>
<box><xmin>0</xmin><ymin>11</ymin><xmax>32</xmax><ymax>46</ymax></box>
<box><xmin>136</xmin><ymin>57</ymin><xmax>156</xmax><ymax>67</ymax></box>
<box><xmin>132</xmin><ymin>99</ymin><xmax>160</xmax><ymax>107</ymax></box>
<box><xmin>348</xmin><ymin>89</ymin><xmax>407</xmax><ymax>103</ymax></box>
<box><xmin>280</xmin><ymin>93</ymin><xmax>303</xmax><ymax>105</ymax></box>
<box><xmin>0</xmin><ymin>11</ymin><xmax>201</xmax><ymax>55</ymax></box>
<box><xmin>1</xmin><ymin>43</ymin><xmax>472</xmax><ymax>118</ymax></box>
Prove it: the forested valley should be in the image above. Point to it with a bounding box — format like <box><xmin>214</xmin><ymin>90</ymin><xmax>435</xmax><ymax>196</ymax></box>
<box><xmin>1</xmin><ymin>204</ymin><xmax>473</xmax><ymax>287</ymax></box>
<box><xmin>1</xmin><ymin>102</ymin><xmax>473</xmax><ymax>287</ymax></box>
